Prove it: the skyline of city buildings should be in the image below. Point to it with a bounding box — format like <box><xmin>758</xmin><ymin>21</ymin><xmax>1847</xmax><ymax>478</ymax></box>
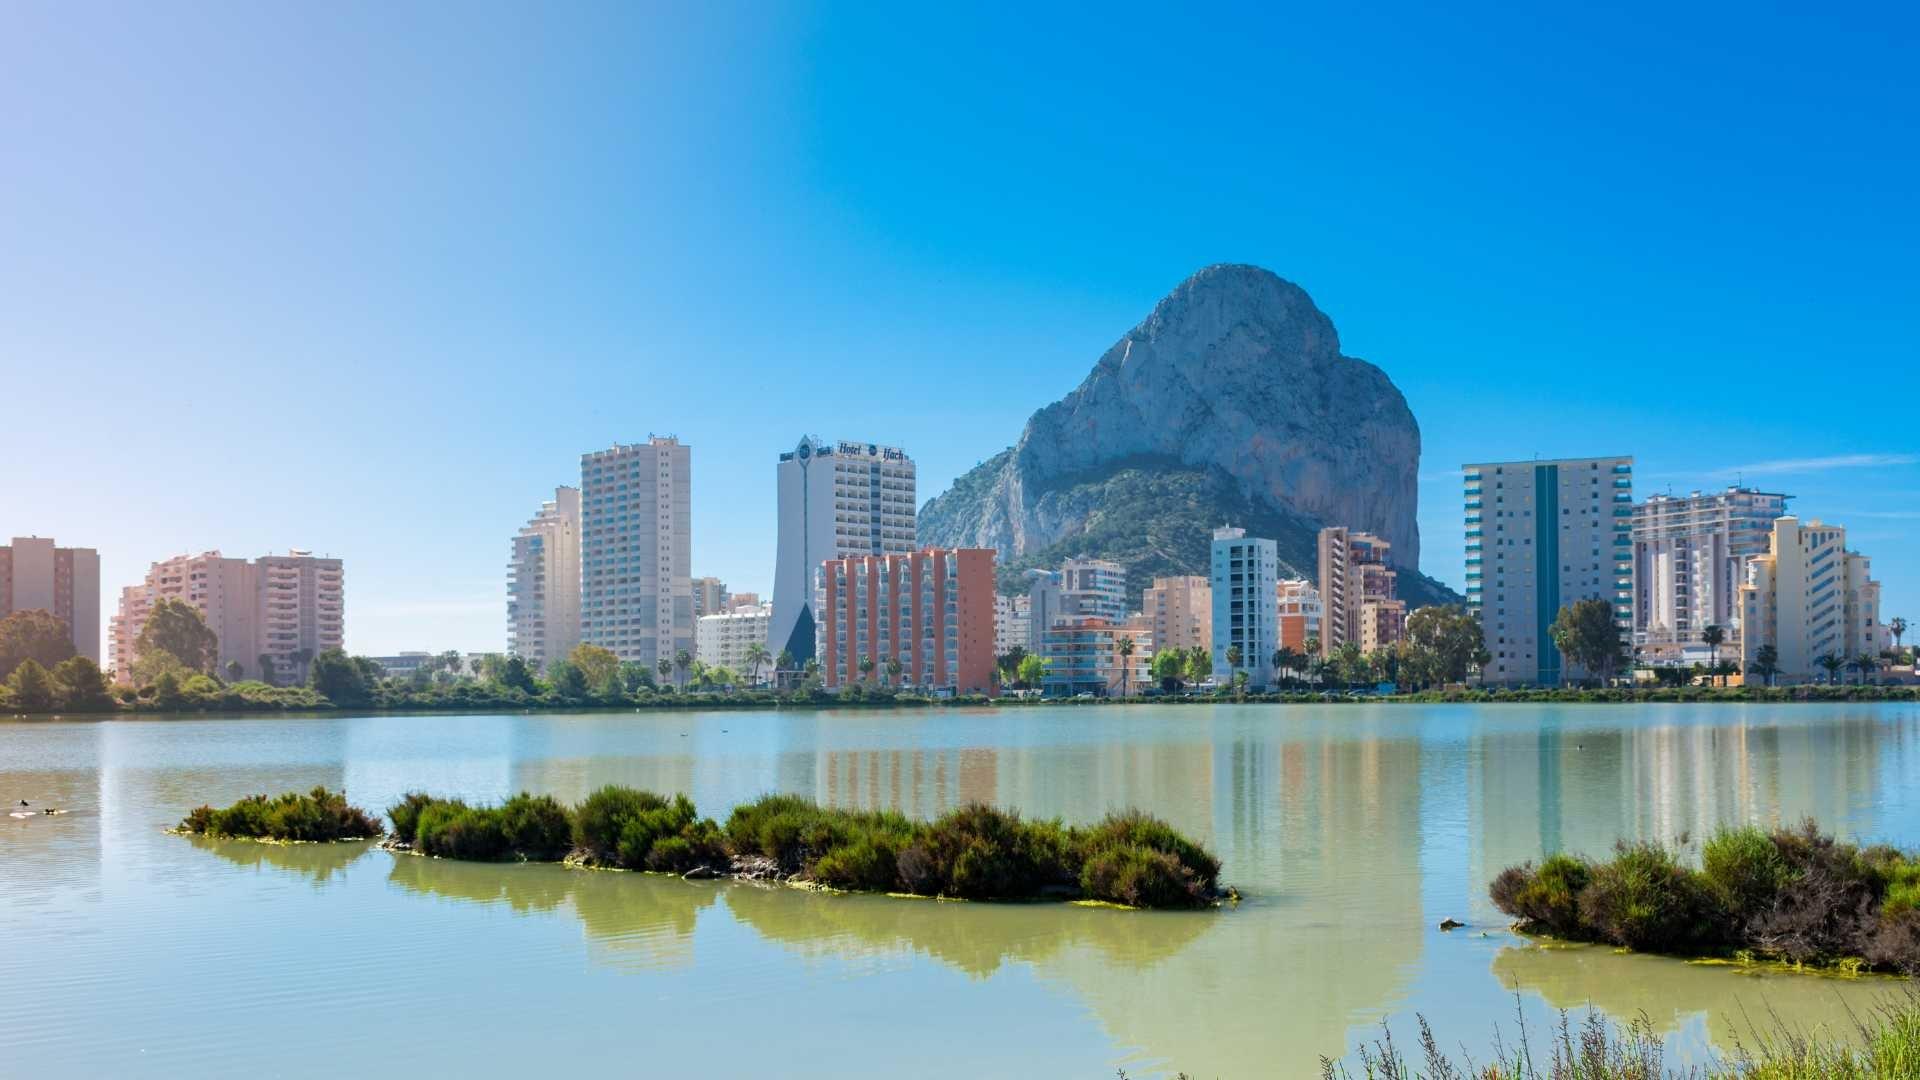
<box><xmin>1739</xmin><ymin>516</ymin><xmax>1887</xmax><ymax>683</ymax></box>
<box><xmin>993</xmin><ymin>592</ymin><xmax>1030</xmax><ymax>656</ymax></box>
<box><xmin>1211</xmin><ymin>526</ymin><xmax>1278</xmax><ymax>687</ymax></box>
<box><xmin>1465</xmin><ymin>455</ymin><xmax>1635</xmax><ymax>686</ymax></box>
<box><xmin>506</xmin><ymin>485</ymin><xmax>581</xmax><ymax>672</ymax></box>
<box><xmin>769</xmin><ymin>437</ymin><xmax>917</xmax><ymax>669</ymax></box>
<box><xmin>1</xmin><ymin>536</ymin><xmax>100</xmax><ymax>664</ymax></box>
<box><xmin>580</xmin><ymin>436</ymin><xmax>694</xmax><ymax>668</ymax></box>
<box><xmin>816</xmin><ymin>547</ymin><xmax>994</xmax><ymax>694</ymax></box>
<box><xmin>1316</xmin><ymin>526</ymin><xmax>1401</xmax><ymax>657</ymax></box>
<box><xmin>110</xmin><ymin>548</ymin><xmax>344</xmax><ymax>683</ymax></box>
<box><xmin>1631</xmin><ymin>486</ymin><xmax>1790</xmax><ymax>665</ymax></box>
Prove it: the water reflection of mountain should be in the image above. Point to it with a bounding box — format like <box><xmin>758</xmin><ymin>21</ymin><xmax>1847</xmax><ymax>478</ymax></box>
<box><xmin>189</xmin><ymin>834</ymin><xmax>373</xmax><ymax>884</ymax></box>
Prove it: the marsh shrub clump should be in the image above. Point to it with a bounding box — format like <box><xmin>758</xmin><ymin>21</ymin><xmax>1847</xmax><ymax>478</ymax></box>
<box><xmin>371</xmin><ymin>786</ymin><xmax>1227</xmax><ymax>909</ymax></box>
<box><xmin>178</xmin><ymin>787</ymin><xmax>382</xmax><ymax>842</ymax></box>
<box><xmin>1491</xmin><ymin>821</ymin><xmax>1920</xmax><ymax>974</ymax></box>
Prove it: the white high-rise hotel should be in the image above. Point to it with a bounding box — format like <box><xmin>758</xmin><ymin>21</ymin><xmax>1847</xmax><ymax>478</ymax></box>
<box><xmin>581</xmin><ymin>437</ymin><xmax>693</xmax><ymax>667</ymax></box>
<box><xmin>769</xmin><ymin>437</ymin><xmax>916</xmax><ymax>664</ymax></box>
<box><xmin>507</xmin><ymin>485</ymin><xmax>581</xmax><ymax>670</ymax></box>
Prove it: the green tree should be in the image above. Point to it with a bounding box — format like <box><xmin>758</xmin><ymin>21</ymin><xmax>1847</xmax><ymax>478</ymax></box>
<box><xmin>223</xmin><ymin>659</ymin><xmax>243</xmax><ymax>683</ymax></box>
<box><xmin>568</xmin><ymin>643</ymin><xmax>620</xmax><ymax>689</ymax></box>
<box><xmin>1224</xmin><ymin>644</ymin><xmax>1242</xmax><ymax>672</ymax></box>
<box><xmin>256</xmin><ymin>653</ymin><xmax>278</xmax><ymax>687</ymax></box>
<box><xmin>1016</xmin><ymin>652</ymin><xmax>1048</xmax><ymax>691</ymax></box>
<box><xmin>620</xmin><ymin>661</ymin><xmax>653</xmax><ymax>693</ymax></box>
<box><xmin>135</xmin><ymin>598</ymin><xmax>218</xmax><ymax>674</ymax></box>
<box><xmin>1117</xmin><ymin>636</ymin><xmax>1136</xmax><ymax>697</ymax></box>
<box><xmin>656</xmin><ymin>656</ymin><xmax>674</xmax><ymax>686</ymax></box>
<box><xmin>1333</xmin><ymin>641</ymin><xmax>1367</xmax><ymax>687</ymax></box>
<box><xmin>51</xmin><ymin>656</ymin><xmax>112</xmax><ymax>711</ymax></box>
<box><xmin>1232</xmin><ymin>669</ymin><xmax>1250</xmax><ymax>696</ymax></box>
<box><xmin>495</xmin><ymin>656</ymin><xmax>536</xmax><ymax>692</ymax></box>
<box><xmin>548</xmin><ymin>660</ymin><xmax>588</xmax><ymax>697</ymax></box>
<box><xmin>1547</xmin><ymin>599</ymin><xmax>1626</xmax><ymax>685</ymax></box>
<box><xmin>308</xmin><ymin>648</ymin><xmax>373</xmax><ymax>706</ymax></box>
<box><xmin>884</xmin><ymin>655</ymin><xmax>903</xmax><ymax>686</ymax></box>
<box><xmin>5</xmin><ymin>658</ymin><xmax>57</xmax><ymax>709</ymax></box>
<box><xmin>1303</xmin><ymin>635</ymin><xmax>1322</xmax><ymax>660</ymax></box>
<box><xmin>1815</xmin><ymin>652</ymin><xmax>1845</xmax><ymax>685</ymax></box>
<box><xmin>1891</xmin><ymin>616</ymin><xmax>1909</xmax><ymax>652</ymax></box>
<box><xmin>775</xmin><ymin>649</ymin><xmax>795</xmax><ymax>688</ymax></box>
<box><xmin>744</xmin><ymin>642</ymin><xmax>771</xmax><ymax>687</ymax></box>
<box><xmin>1702</xmin><ymin>625</ymin><xmax>1725</xmax><ymax>676</ymax></box>
<box><xmin>673</xmin><ymin>649</ymin><xmax>692</xmax><ymax>688</ymax></box>
<box><xmin>132</xmin><ymin>648</ymin><xmax>191</xmax><ymax>689</ymax></box>
<box><xmin>1402</xmin><ymin>605</ymin><xmax>1490</xmax><ymax>688</ymax></box>
<box><xmin>1752</xmin><ymin>643</ymin><xmax>1780</xmax><ymax>687</ymax></box>
<box><xmin>1184</xmin><ymin>646</ymin><xmax>1213</xmax><ymax>688</ymax></box>
<box><xmin>1852</xmin><ymin>652</ymin><xmax>1880</xmax><ymax>686</ymax></box>
<box><xmin>1272</xmin><ymin>647</ymin><xmax>1302</xmax><ymax>685</ymax></box>
<box><xmin>0</xmin><ymin>609</ymin><xmax>76</xmax><ymax>680</ymax></box>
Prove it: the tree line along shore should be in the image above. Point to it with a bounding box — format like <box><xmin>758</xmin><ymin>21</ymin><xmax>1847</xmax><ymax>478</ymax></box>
<box><xmin>176</xmin><ymin>786</ymin><xmax>1231</xmax><ymax>910</ymax></box>
<box><xmin>6</xmin><ymin>599</ymin><xmax>1919</xmax><ymax>716</ymax></box>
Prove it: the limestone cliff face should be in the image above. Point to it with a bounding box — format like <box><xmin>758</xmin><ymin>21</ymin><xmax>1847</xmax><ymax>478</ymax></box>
<box><xmin>920</xmin><ymin>265</ymin><xmax>1424</xmax><ymax>573</ymax></box>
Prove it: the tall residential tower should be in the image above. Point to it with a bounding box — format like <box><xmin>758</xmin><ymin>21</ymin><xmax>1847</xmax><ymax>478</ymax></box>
<box><xmin>1210</xmin><ymin>526</ymin><xmax>1279</xmax><ymax>687</ymax></box>
<box><xmin>1464</xmin><ymin>456</ymin><xmax>1634</xmax><ymax>685</ymax></box>
<box><xmin>0</xmin><ymin>537</ymin><xmax>100</xmax><ymax>663</ymax></box>
<box><xmin>507</xmin><ymin>486</ymin><xmax>581</xmax><ymax>671</ymax></box>
<box><xmin>580</xmin><ymin>437</ymin><xmax>693</xmax><ymax>668</ymax></box>
<box><xmin>769</xmin><ymin>437</ymin><xmax>916</xmax><ymax>664</ymax></box>
<box><xmin>1631</xmin><ymin>486</ymin><xmax>1789</xmax><ymax>665</ymax></box>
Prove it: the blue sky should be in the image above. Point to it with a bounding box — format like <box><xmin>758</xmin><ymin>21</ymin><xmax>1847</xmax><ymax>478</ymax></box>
<box><xmin>3</xmin><ymin>4</ymin><xmax>1916</xmax><ymax>655</ymax></box>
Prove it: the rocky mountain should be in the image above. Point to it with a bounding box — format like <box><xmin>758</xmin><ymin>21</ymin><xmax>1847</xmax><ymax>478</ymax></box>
<box><xmin>919</xmin><ymin>264</ymin><xmax>1460</xmax><ymax>609</ymax></box>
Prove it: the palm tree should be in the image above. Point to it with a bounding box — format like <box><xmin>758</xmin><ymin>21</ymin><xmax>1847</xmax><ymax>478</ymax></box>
<box><xmin>655</xmin><ymin>656</ymin><xmax>673</xmax><ymax>686</ymax></box>
<box><xmin>858</xmin><ymin>655</ymin><xmax>875</xmax><ymax>683</ymax></box>
<box><xmin>256</xmin><ymin>652</ymin><xmax>276</xmax><ymax>687</ymax></box>
<box><xmin>1701</xmin><ymin>625</ymin><xmax>1725</xmax><ymax>681</ymax></box>
<box><xmin>1273</xmin><ymin>646</ymin><xmax>1304</xmax><ymax>687</ymax></box>
<box><xmin>884</xmin><ymin>656</ymin><xmax>903</xmax><ymax>686</ymax></box>
<box><xmin>1815</xmin><ymin>652</ymin><xmax>1845</xmax><ymax>685</ymax></box>
<box><xmin>803</xmin><ymin>658</ymin><xmax>821</xmax><ymax>683</ymax></box>
<box><xmin>224</xmin><ymin>660</ymin><xmax>243</xmax><ymax>683</ymax></box>
<box><xmin>1853</xmin><ymin>653</ymin><xmax>1881</xmax><ymax>686</ymax></box>
<box><xmin>673</xmin><ymin>649</ymin><xmax>692</xmax><ymax>689</ymax></box>
<box><xmin>743</xmin><ymin>642</ymin><xmax>771</xmax><ymax>688</ymax></box>
<box><xmin>293</xmin><ymin>648</ymin><xmax>314</xmax><ymax>683</ymax></box>
<box><xmin>1116</xmin><ymin>636</ymin><xmax>1135</xmax><ymax>698</ymax></box>
<box><xmin>1753</xmin><ymin>643</ymin><xmax>1780</xmax><ymax>687</ymax></box>
<box><xmin>1303</xmin><ymin>635</ymin><xmax>1322</xmax><ymax>662</ymax></box>
<box><xmin>1225</xmin><ymin>644</ymin><xmax>1242</xmax><ymax>672</ymax></box>
<box><xmin>774</xmin><ymin>649</ymin><xmax>795</xmax><ymax>689</ymax></box>
<box><xmin>1891</xmin><ymin>616</ymin><xmax>1908</xmax><ymax>653</ymax></box>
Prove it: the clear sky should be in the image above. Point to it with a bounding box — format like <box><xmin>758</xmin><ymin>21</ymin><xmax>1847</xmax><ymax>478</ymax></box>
<box><xmin>4</xmin><ymin>4</ymin><xmax>1916</xmax><ymax>657</ymax></box>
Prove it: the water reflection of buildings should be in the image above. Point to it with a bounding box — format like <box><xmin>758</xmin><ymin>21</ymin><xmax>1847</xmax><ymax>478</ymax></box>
<box><xmin>1468</xmin><ymin>708</ymin><xmax>1889</xmax><ymax>926</ymax></box>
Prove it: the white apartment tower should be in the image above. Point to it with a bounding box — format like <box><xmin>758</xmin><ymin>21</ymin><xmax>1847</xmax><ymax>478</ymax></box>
<box><xmin>507</xmin><ymin>486</ymin><xmax>581</xmax><ymax>671</ymax></box>
<box><xmin>1738</xmin><ymin>516</ymin><xmax>1886</xmax><ymax>683</ymax></box>
<box><xmin>581</xmin><ymin>437</ymin><xmax>693</xmax><ymax>668</ymax></box>
<box><xmin>769</xmin><ymin>437</ymin><xmax>916</xmax><ymax>664</ymax></box>
<box><xmin>1631</xmin><ymin>486</ymin><xmax>1789</xmax><ymax>665</ymax></box>
<box><xmin>1209</xmin><ymin>526</ymin><xmax>1279</xmax><ymax>687</ymax></box>
<box><xmin>1465</xmin><ymin>456</ymin><xmax>1634</xmax><ymax>686</ymax></box>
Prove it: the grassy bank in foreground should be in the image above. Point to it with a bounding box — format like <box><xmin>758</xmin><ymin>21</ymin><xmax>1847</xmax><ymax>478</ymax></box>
<box><xmin>1320</xmin><ymin>993</ymin><xmax>1920</xmax><ymax>1079</ymax></box>
<box><xmin>178</xmin><ymin>787</ymin><xmax>383</xmax><ymax>842</ymax></box>
<box><xmin>385</xmin><ymin>787</ymin><xmax>1225</xmax><ymax>909</ymax></box>
<box><xmin>1492</xmin><ymin>822</ymin><xmax>1920</xmax><ymax>976</ymax></box>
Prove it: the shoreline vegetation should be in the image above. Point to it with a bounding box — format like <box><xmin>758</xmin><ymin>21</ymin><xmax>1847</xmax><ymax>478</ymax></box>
<box><xmin>179</xmin><ymin>786</ymin><xmax>1231</xmax><ymax>910</ymax></box>
<box><xmin>1491</xmin><ymin>822</ymin><xmax>1920</xmax><ymax>978</ymax></box>
<box><xmin>15</xmin><ymin>680</ymin><xmax>1920</xmax><ymax>718</ymax></box>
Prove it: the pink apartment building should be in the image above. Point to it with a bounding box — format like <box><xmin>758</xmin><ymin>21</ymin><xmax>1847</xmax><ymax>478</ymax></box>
<box><xmin>818</xmin><ymin>547</ymin><xmax>995</xmax><ymax>694</ymax></box>
<box><xmin>111</xmin><ymin>550</ymin><xmax>343</xmax><ymax>682</ymax></box>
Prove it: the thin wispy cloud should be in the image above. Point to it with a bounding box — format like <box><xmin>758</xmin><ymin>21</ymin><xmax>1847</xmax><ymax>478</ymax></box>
<box><xmin>1710</xmin><ymin>453</ymin><xmax>1919</xmax><ymax>478</ymax></box>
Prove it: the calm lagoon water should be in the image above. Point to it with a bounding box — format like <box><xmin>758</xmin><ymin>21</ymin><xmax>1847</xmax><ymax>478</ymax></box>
<box><xmin>4</xmin><ymin>703</ymin><xmax>1918</xmax><ymax>1078</ymax></box>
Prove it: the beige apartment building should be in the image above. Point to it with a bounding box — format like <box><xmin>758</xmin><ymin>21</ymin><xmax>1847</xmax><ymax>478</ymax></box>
<box><xmin>111</xmin><ymin>550</ymin><xmax>343</xmax><ymax>682</ymax></box>
<box><xmin>1738</xmin><ymin>516</ymin><xmax>1886</xmax><ymax>683</ymax></box>
<box><xmin>1317</xmin><ymin>527</ymin><xmax>1400</xmax><ymax>656</ymax></box>
<box><xmin>0</xmin><ymin>537</ymin><xmax>101</xmax><ymax>663</ymax></box>
<box><xmin>507</xmin><ymin>486</ymin><xmax>581</xmax><ymax>671</ymax></box>
<box><xmin>1142</xmin><ymin>575</ymin><xmax>1211</xmax><ymax>654</ymax></box>
<box><xmin>692</xmin><ymin>576</ymin><xmax>730</xmax><ymax>619</ymax></box>
<box><xmin>582</xmin><ymin>437</ymin><xmax>694</xmax><ymax>667</ymax></box>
